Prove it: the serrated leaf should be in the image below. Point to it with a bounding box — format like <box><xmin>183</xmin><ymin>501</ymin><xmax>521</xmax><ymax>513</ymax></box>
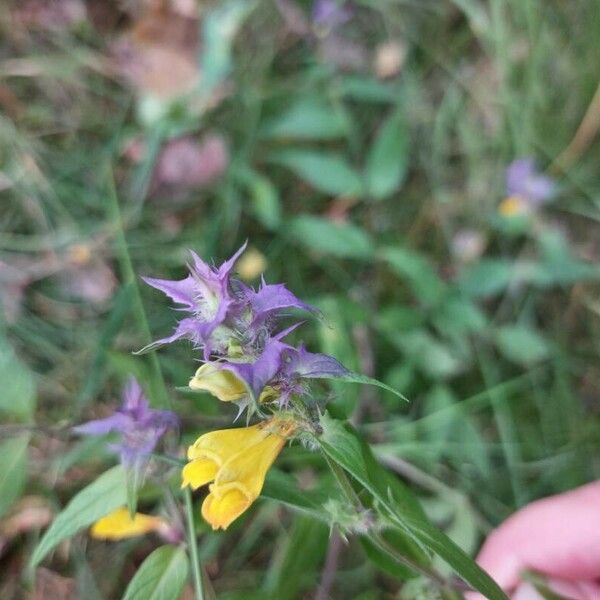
<box><xmin>30</xmin><ymin>466</ymin><xmax>127</xmax><ymax>570</ymax></box>
<box><xmin>494</xmin><ymin>326</ymin><xmax>550</xmax><ymax>365</ymax></box>
<box><xmin>0</xmin><ymin>333</ymin><xmax>37</xmax><ymax>420</ymax></box>
<box><xmin>318</xmin><ymin>415</ymin><xmax>507</xmax><ymax>600</ymax></box>
<box><xmin>0</xmin><ymin>434</ymin><xmax>30</xmax><ymax>518</ymax></box>
<box><xmin>269</xmin><ymin>150</ymin><xmax>363</xmax><ymax>197</ymax></box>
<box><xmin>289</xmin><ymin>215</ymin><xmax>374</xmax><ymax>259</ymax></box>
<box><xmin>365</xmin><ymin>108</ymin><xmax>409</xmax><ymax>200</ymax></box>
<box><xmin>122</xmin><ymin>545</ymin><xmax>189</xmax><ymax>600</ymax></box>
<box><xmin>260</xmin><ymin>96</ymin><xmax>349</xmax><ymax>140</ymax></box>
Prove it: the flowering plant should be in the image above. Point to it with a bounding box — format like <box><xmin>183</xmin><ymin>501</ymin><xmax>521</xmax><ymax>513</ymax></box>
<box><xmin>30</xmin><ymin>244</ymin><xmax>507</xmax><ymax>600</ymax></box>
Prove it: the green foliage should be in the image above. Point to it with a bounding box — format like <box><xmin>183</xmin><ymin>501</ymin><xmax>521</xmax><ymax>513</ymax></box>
<box><xmin>494</xmin><ymin>325</ymin><xmax>550</xmax><ymax>366</ymax></box>
<box><xmin>30</xmin><ymin>466</ymin><xmax>127</xmax><ymax>571</ymax></box>
<box><xmin>237</xmin><ymin>168</ymin><xmax>282</xmax><ymax>230</ymax></box>
<box><xmin>121</xmin><ymin>545</ymin><xmax>189</xmax><ymax>600</ymax></box>
<box><xmin>270</xmin><ymin>150</ymin><xmax>363</xmax><ymax>197</ymax></box>
<box><xmin>318</xmin><ymin>414</ymin><xmax>508</xmax><ymax>600</ymax></box>
<box><xmin>266</xmin><ymin>516</ymin><xmax>329</xmax><ymax>600</ymax></box>
<box><xmin>4</xmin><ymin>0</ymin><xmax>600</xmax><ymax>596</ymax></box>
<box><xmin>260</xmin><ymin>96</ymin><xmax>350</xmax><ymax>140</ymax></box>
<box><xmin>0</xmin><ymin>332</ymin><xmax>36</xmax><ymax>421</ymax></box>
<box><xmin>0</xmin><ymin>434</ymin><xmax>30</xmax><ymax>518</ymax></box>
<box><xmin>365</xmin><ymin>107</ymin><xmax>409</xmax><ymax>201</ymax></box>
<box><xmin>289</xmin><ymin>215</ymin><xmax>374</xmax><ymax>258</ymax></box>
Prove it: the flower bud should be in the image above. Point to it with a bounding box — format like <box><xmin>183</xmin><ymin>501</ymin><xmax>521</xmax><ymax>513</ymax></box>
<box><xmin>189</xmin><ymin>363</ymin><xmax>247</xmax><ymax>402</ymax></box>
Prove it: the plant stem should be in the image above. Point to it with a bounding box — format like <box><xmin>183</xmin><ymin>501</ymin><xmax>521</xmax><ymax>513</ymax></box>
<box><xmin>184</xmin><ymin>487</ymin><xmax>205</xmax><ymax>600</ymax></box>
<box><xmin>323</xmin><ymin>452</ymin><xmax>467</xmax><ymax>595</ymax></box>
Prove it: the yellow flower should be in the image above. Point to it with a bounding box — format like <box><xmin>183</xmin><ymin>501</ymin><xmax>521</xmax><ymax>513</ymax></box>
<box><xmin>91</xmin><ymin>507</ymin><xmax>166</xmax><ymax>540</ymax></box>
<box><xmin>498</xmin><ymin>195</ymin><xmax>528</xmax><ymax>217</ymax></box>
<box><xmin>189</xmin><ymin>363</ymin><xmax>247</xmax><ymax>402</ymax></box>
<box><xmin>182</xmin><ymin>418</ymin><xmax>296</xmax><ymax>530</ymax></box>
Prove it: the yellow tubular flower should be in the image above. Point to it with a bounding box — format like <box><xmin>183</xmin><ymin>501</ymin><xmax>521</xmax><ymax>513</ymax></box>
<box><xmin>189</xmin><ymin>363</ymin><xmax>247</xmax><ymax>402</ymax></box>
<box><xmin>91</xmin><ymin>507</ymin><xmax>165</xmax><ymax>540</ymax></box>
<box><xmin>182</xmin><ymin>423</ymin><xmax>268</xmax><ymax>490</ymax></box>
<box><xmin>182</xmin><ymin>418</ymin><xmax>296</xmax><ymax>530</ymax></box>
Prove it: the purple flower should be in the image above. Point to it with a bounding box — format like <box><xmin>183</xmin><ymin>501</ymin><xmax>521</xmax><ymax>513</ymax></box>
<box><xmin>312</xmin><ymin>0</ymin><xmax>352</xmax><ymax>32</ymax></box>
<box><xmin>73</xmin><ymin>378</ymin><xmax>178</xmax><ymax>471</ymax></box>
<box><xmin>223</xmin><ymin>329</ymin><xmax>296</xmax><ymax>400</ymax></box>
<box><xmin>246</xmin><ymin>280</ymin><xmax>315</xmax><ymax>320</ymax></box>
<box><xmin>283</xmin><ymin>345</ymin><xmax>349</xmax><ymax>380</ymax></box>
<box><xmin>505</xmin><ymin>158</ymin><xmax>555</xmax><ymax>207</ymax></box>
<box><xmin>142</xmin><ymin>243</ymin><xmax>248</xmax><ymax>357</ymax></box>
<box><xmin>143</xmin><ymin>243</ymin><xmax>317</xmax><ymax>360</ymax></box>
<box><xmin>223</xmin><ymin>339</ymin><xmax>349</xmax><ymax>409</ymax></box>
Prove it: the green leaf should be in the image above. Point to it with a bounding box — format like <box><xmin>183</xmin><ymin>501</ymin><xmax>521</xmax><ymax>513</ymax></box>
<box><xmin>387</xmin><ymin>330</ymin><xmax>465</xmax><ymax>380</ymax></box>
<box><xmin>200</xmin><ymin>1</ymin><xmax>256</xmax><ymax>95</ymax></box>
<box><xmin>0</xmin><ymin>332</ymin><xmax>37</xmax><ymax>420</ymax></box>
<box><xmin>262</xmin><ymin>470</ymin><xmax>331</xmax><ymax>522</ymax></box>
<box><xmin>269</xmin><ymin>149</ymin><xmax>363</xmax><ymax>197</ymax></box>
<box><xmin>318</xmin><ymin>415</ymin><xmax>508</xmax><ymax>600</ymax></box>
<box><xmin>318</xmin><ymin>371</ymin><xmax>409</xmax><ymax>402</ymax></box>
<box><xmin>494</xmin><ymin>326</ymin><xmax>550</xmax><ymax>365</ymax></box>
<box><xmin>0</xmin><ymin>434</ymin><xmax>30</xmax><ymax>518</ymax></box>
<box><xmin>380</xmin><ymin>247</ymin><xmax>446</xmax><ymax>306</ymax></box>
<box><xmin>122</xmin><ymin>545</ymin><xmax>189</xmax><ymax>600</ymax></box>
<box><xmin>337</xmin><ymin>76</ymin><xmax>400</xmax><ymax>103</ymax></box>
<box><xmin>289</xmin><ymin>215</ymin><xmax>374</xmax><ymax>259</ymax></box>
<box><xmin>260</xmin><ymin>96</ymin><xmax>349</xmax><ymax>140</ymax></box>
<box><xmin>267</xmin><ymin>516</ymin><xmax>329</xmax><ymax>600</ymax></box>
<box><xmin>433</xmin><ymin>294</ymin><xmax>488</xmax><ymax>336</ymax></box>
<box><xmin>30</xmin><ymin>465</ymin><xmax>127</xmax><ymax>570</ymax></box>
<box><xmin>365</xmin><ymin>108</ymin><xmax>409</xmax><ymax>200</ymax></box>
<box><xmin>459</xmin><ymin>259</ymin><xmax>513</xmax><ymax>297</ymax></box>
<box><xmin>237</xmin><ymin>169</ymin><xmax>282</xmax><ymax>230</ymax></box>
<box><xmin>361</xmin><ymin>523</ymin><xmax>430</xmax><ymax>580</ymax></box>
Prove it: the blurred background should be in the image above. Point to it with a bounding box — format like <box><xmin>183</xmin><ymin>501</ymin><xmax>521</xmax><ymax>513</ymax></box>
<box><xmin>1</xmin><ymin>0</ymin><xmax>600</xmax><ymax>598</ymax></box>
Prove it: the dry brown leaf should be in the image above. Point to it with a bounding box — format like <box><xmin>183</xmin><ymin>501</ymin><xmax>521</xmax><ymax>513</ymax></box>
<box><xmin>28</xmin><ymin>568</ymin><xmax>78</xmax><ymax>600</ymax></box>
<box><xmin>0</xmin><ymin>497</ymin><xmax>53</xmax><ymax>559</ymax></box>
<box><xmin>111</xmin><ymin>8</ymin><xmax>200</xmax><ymax>100</ymax></box>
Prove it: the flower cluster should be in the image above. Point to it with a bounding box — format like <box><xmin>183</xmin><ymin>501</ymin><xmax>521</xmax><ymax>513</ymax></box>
<box><xmin>76</xmin><ymin>245</ymin><xmax>351</xmax><ymax>535</ymax></box>
<box><xmin>142</xmin><ymin>243</ymin><xmax>350</xmax><ymax>529</ymax></box>
<box><xmin>143</xmin><ymin>242</ymin><xmax>349</xmax><ymax>415</ymax></box>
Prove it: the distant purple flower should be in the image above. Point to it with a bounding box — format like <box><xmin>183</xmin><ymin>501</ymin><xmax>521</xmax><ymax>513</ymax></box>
<box><xmin>312</xmin><ymin>0</ymin><xmax>352</xmax><ymax>32</ymax></box>
<box><xmin>73</xmin><ymin>378</ymin><xmax>178</xmax><ymax>471</ymax></box>
<box><xmin>505</xmin><ymin>158</ymin><xmax>555</xmax><ymax>207</ymax></box>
